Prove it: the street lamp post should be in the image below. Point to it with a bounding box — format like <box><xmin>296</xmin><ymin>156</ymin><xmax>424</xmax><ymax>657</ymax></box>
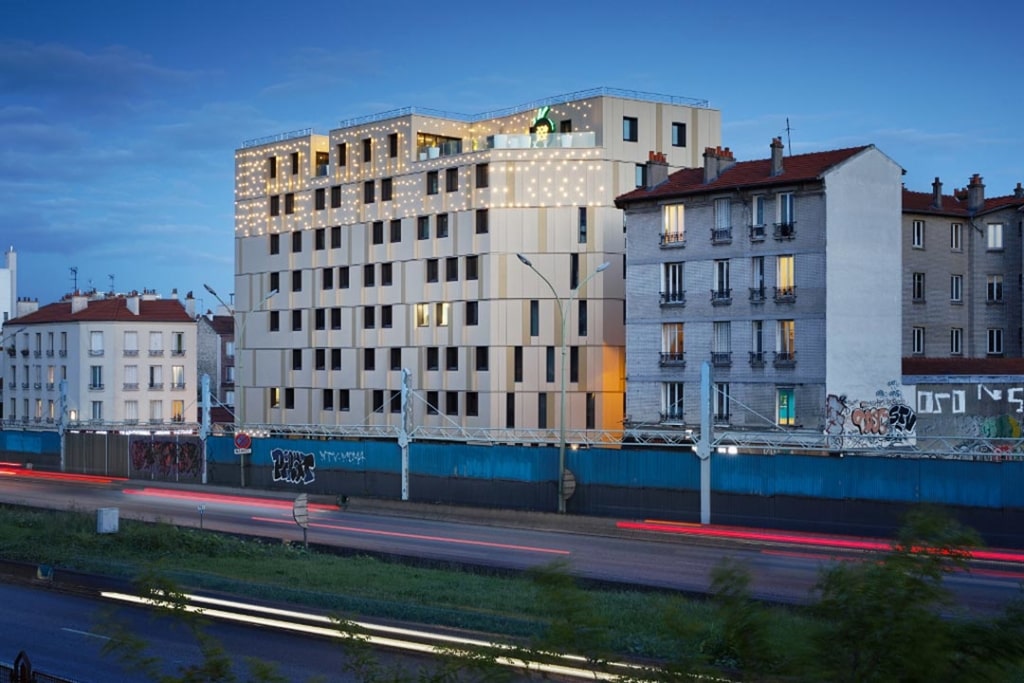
<box><xmin>517</xmin><ymin>253</ymin><xmax>609</xmax><ymax>513</ymax></box>
<box><xmin>204</xmin><ymin>284</ymin><xmax>277</xmax><ymax>487</ymax></box>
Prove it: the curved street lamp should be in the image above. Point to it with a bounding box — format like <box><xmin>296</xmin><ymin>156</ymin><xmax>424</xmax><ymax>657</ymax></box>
<box><xmin>517</xmin><ymin>254</ymin><xmax>609</xmax><ymax>513</ymax></box>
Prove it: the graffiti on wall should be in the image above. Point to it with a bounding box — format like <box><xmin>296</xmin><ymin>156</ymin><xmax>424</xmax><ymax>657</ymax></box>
<box><xmin>130</xmin><ymin>439</ymin><xmax>201</xmax><ymax>480</ymax></box>
<box><xmin>824</xmin><ymin>381</ymin><xmax>916</xmax><ymax>449</ymax></box>
<box><xmin>317</xmin><ymin>449</ymin><xmax>366</xmax><ymax>466</ymax></box>
<box><xmin>916</xmin><ymin>384</ymin><xmax>1024</xmax><ymax>415</ymax></box>
<box><xmin>271</xmin><ymin>448</ymin><xmax>316</xmax><ymax>485</ymax></box>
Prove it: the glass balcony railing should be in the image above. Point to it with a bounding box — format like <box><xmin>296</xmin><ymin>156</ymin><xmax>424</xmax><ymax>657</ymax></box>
<box><xmin>416</xmin><ymin>131</ymin><xmax>598</xmax><ymax>160</ymax></box>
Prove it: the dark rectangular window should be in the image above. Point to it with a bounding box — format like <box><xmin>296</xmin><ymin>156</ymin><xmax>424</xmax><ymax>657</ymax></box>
<box><xmin>364</xmin><ymin>348</ymin><xmax>376</xmax><ymax>371</ymax></box>
<box><xmin>322</xmin><ymin>267</ymin><xmax>334</xmax><ymax>290</ymax></box>
<box><xmin>586</xmin><ymin>393</ymin><xmax>596</xmax><ymax>429</ymax></box>
<box><xmin>315</xmin><ymin>188</ymin><xmax>326</xmax><ymax>210</ymax></box>
<box><xmin>338</xmin><ymin>389</ymin><xmax>349</xmax><ymax>411</ymax></box>
<box><xmin>314</xmin><ymin>308</ymin><xmax>326</xmax><ymax>330</ymax></box>
<box><xmin>363</xmin><ymin>180</ymin><xmax>375</xmax><ymax>204</ymax></box>
<box><xmin>331</xmin><ymin>185</ymin><xmax>342</xmax><ymax>208</ymax></box>
<box><xmin>292</xmin><ymin>231</ymin><xmax>302</xmax><ymax>253</ymax></box>
<box><xmin>290</xmin><ymin>151</ymin><xmax>299</xmax><ymax>175</ymax></box>
<box><xmin>291</xmin><ymin>310</ymin><xmax>302</xmax><ymax>331</ymax></box>
<box><xmin>570</xmin><ymin>253</ymin><xmax>579</xmax><ymax>288</ymax></box>
<box><xmin>322</xmin><ymin>389</ymin><xmax>334</xmax><ymax>411</ymax></box>
<box><xmin>390</xmin><ymin>390</ymin><xmax>402</xmax><ymax>414</ymax></box>
<box><xmin>268</xmin><ymin>156</ymin><xmax>277</xmax><ymax>178</ymax></box>
<box><xmin>578</xmin><ymin>300</ymin><xmax>588</xmax><ymax>336</ymax></box>
<box><xmin>538</xmin><ymin>393</ymin><xmax>548</xmax><ymax>429</ymax></box>
<box><xmin>363</xmin><ymin>264</ymin><xmax>375</xmax><ymax>287</ymax></box>
<box><xmin>331</xmin><ymin>225</ymin><xmax>341</xmax><ymax>247</ymax></box>
<box><xmin>331</xmin><ymin>307</ymin><xmax>341</xmax><ymax>330</ymax></box>
<box><xmin>362</xmin><ymin>138</ymin><xmax>372</xmax><ymax>162</ymax></box>
<box><xmin>426</xmin><ymin>347</ymin><xmax>439</xmax><ymax>371</ymax></box>
<box><xmin>514</xmin><ymin>346</ymin><xmax>523</xmax><ymax>382</ymax></box>
<box><xmin>475</xmin><ymin>346</ymin><xmax>489</xmax><ymax>371</ymax></box>
<box><xmin>390</xmin><ymin>347</ymin><xmax>401</xmax><ymax>370</ymax></box>
<box><xmin>291</xmin><ymin>270</ymin><xmax>302</xmax><ymax>292</ymax></box>
<box><xmin>466</xmin><ymin>392</ymin><xmax>478</xmax><ymax>417</ymax></box>
<box><xmin>363</xmin><ymin>306</ymin><xmax>375</xmax><ymax>329</ymax></box>
<box><xmin>506</xmin><ymin>393</ymin><xmax>515</xmax><ymax>428</ymax></box>
<box><xmin>284</xmin><ymin>388</ymin><xmax>294</xmax><ymax>409</ymax></box>
<box><xmin>635</xmin><ymin>163</ymin><xmax>647</xmax><ymax>188</ymax></box>
<box><xmin>446</xmin><ymin>347</ymin><xmax>459</xmax><ymax>371</ymax></box>
<box><xmin>437</xmin><ymin>213</ymin><xmax>449</xmax><ymax>238</ymax></box>
<box><xmin>546</xmin><ymin>346</ymin><xmax>555</xmax><ymax>382</ymax></box>
<box><xmin>445</xmin><ymin>167</ymin><xmax>458</xmax><ymax>192</ymax></box>
<box><xmin>466</xmin><ymin>301</ymin><xmax>478</xmax><ymax>326</ymax></box>
<box><xmin>560</xmin><ymin>120</ymin><xmax>572</xmax><ymax>133</ymax></box>
<box><xmin>269</xmin><ymin>388</ymin><xmax>280</xmax><ymax>409</ymax></box>
<box><xmin>623</xmin><ymin>116</ymin><xmax>638</xmax><ymax>142</ymax></box>
<box><xmin>381</xmin><ymin>263</ymin><xmax>393</xmax><ymax>286</ymax></box>
<box><xmin>285</xmin><ymin>193</ymin><xmax>295</xmax><ymax>214</ymax></box>
<box><xmin>445</xmin><ymin>391</ymin><xmax>458</xmax><ymax>416</ymax></box>
<box><xmin>578</xmin><ymin>207</ymin><xmax>588</xmax><ymax>243</ymax></box>
<box><xmin>672</xmin><ymin>122</ymin><xmax>687</xmax><ymax>147</ymax></box>
<box><xmin>269</xmin><ymin>311</ymin><xmax>280</xmax><ymax>331</ymax></box>
<box><xmin>372</xmin><ymin>389</ymin><xmax>384</xmax><ymax>413</ymax></box>
<box><xmin>426</xmin><ymin>391</ymin><xmax>439</xmax><ymax>415</ymax></box>
<box><xmin>269</xmin><ymin>233</ymin><xmax>280</xmax><ymax>254</ymax></box>
<box><xmin>417</xmin><ymin>216</ymin><xmax>429</xmax><ymax>240</ymax></box>
<box><xmin>475</xmin><ymin>209</ymin><xmax>489</xmax><ymax>234</ymax></box>
<box><xmin>465</xmin><ymin>255</ymin><xmax>479</xmax><ymax>280</ymax></box>
<box><xmin>446</xmin><ymin>257</ymin><xmax>458</xmax><ymax>282</ymax></box>
<box><xmin>381</xmin><ymin>304</ymin><xmax>393</xmax><ymax>328</ymax></box>
<box><xmin>338</xmin><ymin>266</ymin><xmax>350</xmax><ymax>289</ymax></box>
<box><xmin>426</xmin><ymin>171</ymin><xmax>438</xmax><ymax>195</ymax></box>
<box><xmin>569</xmin><ymin>346</ymin><xmax>579</xmax><ymax>382</ymax></box>
<box><xmin>372</xmin><ymin>221</ymin><xmax>384</xmax><ymax>244</ymax></box>
<box><xmin>315</xmin><ymin>349</ymin><xmax>326</xmax><ymax>371</ymax></box>
<box><xmin>388</xmin><ymin>133</ymin><xmax>398</xmax><ymax>158</ymax></box>
<box><xmin>315</xmin><ymin>228</ymin><xmax>325</xmax><ymax>250</ymax></box>
<box><xmin>475</xmin><ymin>163</ymin><xmax>489</xmax><ymax>188</ymax></box>
<box><xmin>291</xmin><ymin>348</ymin><xmax>302</xmax><ymax>370</ymax></box>
<box><xmin>269</xmin><ymin>271</ymin><xmax>280</xmax><ymax>291</ymax></box>
<box><xmin>337</xmin><ymin>143</ymin><xmax>347</xmax><ymax>167</ymax></box>
<box><xmin>530</xmin><ymin>300</ymin><xmax>539</xmax><ymax>336</ymax></box>
<box><xmin>426</xmin><ymin>259</ymin><xmax>438</xmax><ymax>283</ymax></box>
<box><xmin>381</xmin><ymin>177</ymin><xmax>393</xmax><ymax>201</ymax></box>
<box><xmin>389</xmin><ymin>219</ymin><xmax>401</xmax><ymax>243</ymax></box>
<box><xmin>270</xmin><ymin>195</ymin><xmax>280</xmax><ymax>216</ymax></box>
<box><xmin>331</xmin><ymin>348</ymin><xmax>342</xmax><ymax>370</ymax></box>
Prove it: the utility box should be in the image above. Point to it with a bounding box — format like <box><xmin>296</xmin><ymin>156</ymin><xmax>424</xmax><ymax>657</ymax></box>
<box><xmin>97</xmin><ymin>507</ymin><xmax>119</xmax><ymax>534</ymax></box>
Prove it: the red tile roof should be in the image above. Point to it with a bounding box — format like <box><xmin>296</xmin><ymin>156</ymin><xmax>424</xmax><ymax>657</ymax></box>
<box><xmin>615</xmin><ymin>145</ymin><xmax>872</xmax><ymax>206</ymax></box>
<box><xmin>903</xmin><ymin>357</ymin><xmax>1024</xmax><ymax>376</ymax></box>
<box><xmin>901</xmin><ymin>189</ymin><xmax>1024</xmax><ymax>216</ymax></box>
<box><xmin>210</xmin><ymin>315</ymin><xmax>235</xmax><ymax>336</ymax></box>
<box><xmin>9</xmin><ymin>297</ymin><xmax>194</xmax><ymax>325</ymax></box>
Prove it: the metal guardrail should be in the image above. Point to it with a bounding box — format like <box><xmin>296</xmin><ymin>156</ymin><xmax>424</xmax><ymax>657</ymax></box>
<box><xmin>1</xmin><ymin>650</ymin><xmax>77</xmax><ymax>683</ymax></box>
<box><xmin>240</xmin><ymin>127</ymin><xmax>313</xmax><ymax>149</ymax></box>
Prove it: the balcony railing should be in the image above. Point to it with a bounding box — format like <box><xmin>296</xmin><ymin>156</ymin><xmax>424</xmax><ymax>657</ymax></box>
<box><xmin>659</xmin><ymin>290</ymin><xmax>686</xmax><ymax>306</ymax></box>
<box><xmin>46</xmin><ymin>382</ymin><xmax>54</xmax><ymax>390</ymax></box>
<box><xmin>711</xmin><ymin>352</ymin><xmax>732</xmax><ymax>367</ymax></box>
<box><xmin>749</xmin><ymin>351</ymin><xmax>766</xmax><ymax>367</ymax></box>
<box><xmin>659</xmin><ymin>411</ymin><xmax>685</xmax><ymax>423</ymax></box>
<box><xmin>20</xmin><ymin>382</ymin><xmax>28</xmax><ymax>389</ymax></box>
<box><xmin>774</xmin><ymin>222</ymin><xmax>796</xmax><ymax>240</ymax></box>
<box><xmin>171</xmin><ymin>349</ymin><xmax>186</xmax><ymax>357</ymax></box>
<box><xmin>149</xmin><ymin>382</ymin><xmax>164</xmax><ymax>390</ymax></box>
<box><xmin>774</xmin><ymin>351</ymin><xmax>796</xmax><ymax>368</ymax></box>
<box><xmin>774</xmin><ymin>286</ymin><xmax>797</xmax><ymax>303</ymax></box>
<box><xmin>45</xmin><ymin>350</ymin><xmax>54</xmax><ymax>357</ymax></box>
<box><xmin>750</xmin><ymin>224</ymin><xmax>767</xmax><ymax>241</ymax></box>
<box><xmin>33</xmin><ymin>382</ymin><xmax>41</xmax><ymax>390</ymax></box>
<box><xmin>710</xmin><ymin>288</ymin><xmax>732</xmax><ymax>305</ymax></box>
<box><xmin>88</xmin><ymin>349</ymin><xmax>103</xmax><ymax>356</ymax></box>
<box><xmin>659</xmin><ymin>351</ymin><xmax>686</xmax><ymax>367</ymax></box>
<box><xmin>749</xmin><ymin>286</ymin><xmax>766</xmax><ymax>304</ymax></box>
<box><xmin>58</xmin><ymin>350</ymin><xmax>67</xmax><ymax>357</ymax></box>
<box><xmin>123</xmin><ymin>382</ymin><xmax>139</xmax><ymax>391</ymax></box>
<box><xmin>88</xmin><ymin>383</ymin><xmax>104</xmax><ymax>390</ymax></box>
<box><xmin>124</xmin><ymin>349</ymin><xmax>139</xmax><ymax>357</ymax></box>
<box><xmin>33</xmin><ymin>350</ymin><xmax>41</xmax><ymax>358</ymax></box>
<box><xmin>711</xmin><ymin>227</ymin><xmax>733</xmax><ymax>244</ymax></box>
<box><xmin>659</xmin><ymin>232</ymin><xmax>686</xmax><ymax>248</ymax></box>
<box><xmin>171</xmin><ymin>382</ymin><xmax>186</xmax><ymax>390</ymax></box>
<box><xmin>149</xmin><ymin>349</ymin><xmax>164</xmax><ymax>357</ymax></box>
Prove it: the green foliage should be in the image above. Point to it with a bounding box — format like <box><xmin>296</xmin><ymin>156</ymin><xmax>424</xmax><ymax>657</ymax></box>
<box><xmin>701</xmin><ymin>557</ymin><xmax>782</xmax><ymax>676</ymax></box>
<box><xmin>528</xmin><ymin>559</ymin><xmax>612</xmax><ymax>665</ymax></box>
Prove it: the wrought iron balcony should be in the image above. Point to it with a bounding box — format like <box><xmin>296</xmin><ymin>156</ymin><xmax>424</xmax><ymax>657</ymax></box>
<box><xmin>659</xmin><ymin>411</ymin><xmax>685</xmax><ymax>423</ymax></box>
<box><xmin>749</xmin><ymin>286</ymin><xmax>766</xmax><ymax>304</ymax></box>
<box><xmin>749</xmin><ymin>224</ymin><xmax>767</xmax><ymax>241</ymax></box>
<box><xmin>774</xmin><ymin>286</ymin><xmax>797</xmax><ymax>303</ymax></box>
<box><xmin>711</xmin><ymin>227</ymin><xmax>732</xmax><ymax>244</ymax></box>
<box><xmin>659</xmin><ymin>290</ymin><xmax>686</xmax><ymax>306</ymax></box>
<box><xmin>659</xmin><ymin>232</ymin><xmax>686</xmax><ymax>248</ymax></box>
<box><xmin>749</xmin><ymin>351</ymin><xmax>766</xmax><ymax>367</ymax></box>
<box><xmin>773</xmin><ymin>351</ymin><xmax>796</xmax><ymax>368</ymax></box>
<box><xmin>710</xmin><ymin>288</ymin><xmax>732</xmax><ymax>305</ymax></box>
<box><xmin>711</xmin><ymin>352</ymin><xmax>732</xmax><ymax>367</ymax></box>
<box><xmin>774</xmin><ymin>222</ymin><xmax>796</xmax><ymax>240</ymax></box>
<box><xmin>659</xmin><ymin>351</ymin><xmax>686</xmax><ymax>367</ymax></box>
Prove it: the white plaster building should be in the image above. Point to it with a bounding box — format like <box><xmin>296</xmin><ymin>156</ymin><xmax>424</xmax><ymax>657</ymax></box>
<box><xmin>234</xmin><ymin>89</ymin><xmax>721</xmax><ymax>433</ymax></box>
<box><xmin>616</xmin><ymin>139</ymin><xmax>908</xmax><ymax>440</ymax></box>
<box><xmin>2</xmin><ymin>291</ymin><xmax>198</xmax><ymax>427</ymax></box>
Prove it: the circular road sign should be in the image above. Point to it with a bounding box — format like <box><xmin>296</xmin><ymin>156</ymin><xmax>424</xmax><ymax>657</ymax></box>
<box><xmin>234</xmin><ymin>432</ymin><xmax>252</xmax><ymax>450</ymax></box>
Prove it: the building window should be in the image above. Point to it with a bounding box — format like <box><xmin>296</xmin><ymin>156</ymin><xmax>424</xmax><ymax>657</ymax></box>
<box><xmin>514</xmin><ymin>346</ymin><xmax>523</xmax><ymax>382</ymax></box>
<box><xmin>950</xmin><ymin>223</ymin><xmax>962</xmax><ymax>251</ymax></box>
<box><xmin>315</xmin><ymin>188</ymin><xmax>326</xmax><ymax>210</ymax></box>
<box><xmin>445</xmin><ymin>167</ymin><xmax>458</xmax><ymax>192</ymax></box>
<box><xmin>713</xmin><ymin>259</ymin><xmax>731</xmax><ymax>302</ymax></box>
<box><xmin>545</xmin><ymin>346</ymin><xmax>555</xmax><ymax>382</ymax></box>
<box><xmin>569</xmin><ymin>253</ymin><xmax>580</xmax><ymax>289</ymax></box>
<box><xmin>291</xmin><ymin>310</ymin><xmax>302</xmax><ymax>331</ymax></box>
<box><xmin>290</xmin><ymin>151</ymin><xmax>299</xmax><ymax>175</ymax></box>
<box><xmin>465</xmin><ymin>255</ymin><xmax>479</xmax><ymax>280</ymax></box>
<box><xmin>445</xmin><ymin>257</ymin><xmax>459</xmax><ymax>282</ymax></box>
<box><xmin>426</xmin><ymin>391</ymin><xmax>439</xmax><ymax>415</ymax></box>
<box><xmin>362</xmin><ymin>138</ymin><xmax>372</xmax><ymax>162</ymax></box>
<box><xmin>987</xmin><ymin>223</ymin><xmax>1003</xmax><ymax>250</ymax></box>
<box><xmin>912</xmin><ymin>220</ymin><xmax>925</xmax><ymax>249</ymax></box>
<box><xmin>389</xmin><ymin>390</ymin><xmax>402</xmax><ymax>414</ymax></box>
<box><xmin>950</xmin><ymin>274</ymin><xmax>962</xmax><ymax>302</ymax></box>
<box><xmin>661</xmin><ymin>262</ymin><xmax>685</xmax><ymax>305</ymax></box>
<box><xmin>381</xmin><ymin>177</ymin><xmax>393</xmax><ymax>201</ymax></box>
<box><xmin>268</xmin><ymin>156</ymin><xmax>277</xmax><ymax>179</ymax></box>
<box><xmin>437</xmin><ymin>213</ymin><xmax>449</xmax><ymax>238</ymax></box>
<box><xmin>577</xmin><ymin>300</ymin><xmax>587</xmax><ymax>336</ymax></box>
<box><xmin>426</xmin><ymin>259</ymin><xmax>438</xmax><ymax>283</ymax></box>
<box><xmin>270</xmin><ymin>195</ymin><xmax>280</xmax><ymax>216</ymax></box>
<box><xmin>331</xmin><ymin>308</ymin><xmax>341</xmax><ymax>330</ymax></box>
<box><xmin>466</xmin><ymin>301</ymin><xmax>479</xmax><ymax>326</ymax></box>
<box><xmin>529</xmin><ymin>300</ymin><xmax>539</xmax><ymax>336</ymax></box>
<box><xmin>777</xmin><ymin>320</ymin><xmax>796</xmax><ymax>362</ymax></box>
<box><xmin>577</xmin><ymin>207</ymin><xmax>588</xmax><ymax>244</ymax></box>
<box><xmin>662</xmin><ymin>204</ymin><xmax>684</xmax><ymax>245</ymax></box>
<box><xmin>475</xmin><ymin>163</ymin><xmax>489</xmax><ymax>188</ymax></box>
<box><xmin>390</xmin><ymin>219</ymin><xmax>402</xmax><ymax>243</ymax></box>
<box><xmin>671</xmin><ymin>122</ymin><xmax>686</xmax><ymax>147</ymax></box>
<box><xmin>89</xmin><ymin>365</ymin><xmax>103</xmax><ymax>390</ymax></box>
<box><xmin>291</xmin><ymin>348</ymin><xmax>302</xmax><ymax>370</ymax></box>
<box><xmin>417</xmin><ymin>216</ymin><xmax>430</xmax><ymax>240</ymax></box>
<box><xmin>426</xmin><ymin>170</ymin><xmax>439</xmax><ymax>195</ymax></box>
<box><xmin>390</xmin><ymin>347</ymin><xmax>402</xmax><ymax>371</ymax></box>
<box><xmin>506</xmin><ymin>393</ymin><xmax>515</xmax><ymax>428</ymax></box>
<box><xmin>777</xmin><ymin>255</ymin><xmax>795</xmax><ymax>298</ymax></box>
<box><xmin>322</xmin><ymin>389</ymin><xmax>334</xmax><ymax>411</ymax></box>
<box><xmin>322</xmin><ymin>267</ymin><xmax>334</xmax><ymax>290</ymax></box>
<box><xmin>331</xmin><ymin>185</ymin><xmax>342</xmax><ymax>208</ymax></box>
<box><xmin>912</xmin><ymin>272</ymin><xmax>926</xmax><ymax>302</ymax></box>
<box><xmin>315</xmin><ymin>228</ymin><xmax>325</xmax><ymax>250</ymax></box>
<box><xmin>569</xmin><ymin>346</ymin><xmax>579</xmax><ymax>382</ymax></box>
<box><xmin>291</xmin><ymin>269</ymin><xmax>302</xmax><ymax>292</ymax></box>
<box><xmin>426</xmin><ymin>347</ymin><xmax>439</xmax><ymax>371</ymax></box>
<box><xmin>475</xmin><ymin>346</ymin><xmax>489</xmax><ymax>372</ymax></box>
<box><xmin>381</xmin><ymin>263</ymin><xmax>393</xmax><ymax>287</ymax></box>
<box><xmin>912</xmin><ymin>327</ymin><xmax>925</xmax><ymax>355</ymax></box>
<box><xmin>331</xmin><ymin>225</ymin><xmax>341</xmax><ymax>247</ymax></box>
<box><xmin>269</xmin><ymin>311</ymin><xmax>279</xmax><ymax>331</ymax></box>
<box><xmin>753</xmin><ymin>195</ymin><xmax>766</xmax><ymax>229</ymax></box>
<box><xmin>388</xmin><ymin>132</ymin><xmax>398</xmax><ymax>158</ymax></box>
<box><xmin>777</xmin><ymin>387</ymin><xmax>795</xmax><ymax>426</ymax></box>
<box><xmin>337</xmin><ymin>142</ymin><xmax>347</xmax><ymax>167</ymax></box>
<box><xmin>713</xmin><ymin>383</ymin><xmax>730</xmax><ymax>422</ymax></box>
<box><xmin>284</xmin><ymin>193</ymin><xmax>295</xmax><ymax>214</ymax></box>
<box><xmin>415</xmin><ymin>303</ymin><xmax>430</xmax><ymax>327</ymax></box>
<box><xmin>372</xmin><ymin>221</ymin><xmax>384</xmax><ymax>244</ymax></box>
<box><xmin>987</xmin><ymin>275</ymin><xmax>1004</xmax><ymax>302</ymax></box>
<box><xmin>475</xmin><ymin>209</ymin><xmax>489</xmax><ymax>234</ymax></box>
<box><xmin>315</xmin><ymin>348</ymin><xmax>326</xmax><ymax>370</ymax></box>
<box><xmin>338</xmin><ymin>266</ymin><xmax>350</xmax><ymax>288</ymax></box>
<box><xmin>338</xmin><ymin>389</ymin><xmax>350</xmax><ymax>411</ymax></box>
<box><xmin>661</xmin><ymin>322</ymin><xmax>684</xmax><ymax>364</ymax></box>
<box><xmin>635</xmin><ymin>164</ymin><xmax>646</xmax><ymax>188</ymax></box>
<box><xmin>778</xmin><ymin>192</ymin><xmax>794</xmax><ymax>226</ymax></box>
<box><xmin>363</xmin><ymin>306</ymin><xmax>376</xmax><ymax>329</ymax></box>
<box><xmin>363</xmin><ymin>180</ymin><xmax>375</xmax><ymax>204</ymax></box>
<box><xmin>988</xmin><ymin>328</ymin><xmax>1004</xmax><ymax>356</ymax></box>
<box><xmin>446</xmin><ymin>347</ymin><xmax>459</xmax><ymax>371</ymax></box>
<box><xmin>623</xmin><ymin>116</ymin><xmax>638</xmax><ymax>142</ymax></box>
<box><xmin>364</xmin><ymin>348</ymin><xmax>376</xmax><ymax>371</ymax></box>
<box><xmin>466</xmin><ymin>392</ymin><xmax>479</xmax><ymax>417</ymax></box>
<box><xmin>269</xmin><ymin>233</ymin><xmax>280</xmax><ymax>254</ymax></box>
<box><xmin>445</xmin><ymin>391</ymin><xmax>458</xmax><ymax>416</ymax></box>
<box><xmin>90</xmin><ymin>331</ymin><xmax>104</xmax><ymax>355</ymax></box>
<box><xmin>436</xmin><ymin>302</ymin><xmax>450</xmax><ymax>326</ymax></box>
<box><xmin>661</xmin><ymin>382</ymin><xmax>684</xmax><ymax>422</ymax></box>
<box><xmin>538</xmin><ymin>393</ymin><xmax>548</xmax><ymax>429</ymax></box>
<box><xmin>381</xmin><ymin>305</ymin><xmax>393</xmax><ymax>328</ymax></box>
<box><xmin>713</xmin><ymin>322</ymin><xmax>731</xmax><ymax>366</ymax></box>
<box><xmin>950</xmin><ymin>327</ymin><xmax>963</xmax><ymax>355</ymax></box>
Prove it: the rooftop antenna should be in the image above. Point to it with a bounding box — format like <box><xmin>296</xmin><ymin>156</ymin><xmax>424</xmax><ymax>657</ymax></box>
<box><xmin>70</xmin><ymin>267</ymin><xmax>78</xmax><ymax>293</ymax></box>
<box><xmin>108</xmin><ymin>274</ymin><xmax>115</xmax><ymax>293</ymax></box>
<box><xmin>784</xmin><ymin>117</ymin><xmax>793</xmax><ymax>155</ymax></box>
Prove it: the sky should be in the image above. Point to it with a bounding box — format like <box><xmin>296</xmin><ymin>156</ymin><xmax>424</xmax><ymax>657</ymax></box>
<box><xmin>2</xmin><ymin>0</ymin><xmax>1021</xmax><ymax>311</ymax></box>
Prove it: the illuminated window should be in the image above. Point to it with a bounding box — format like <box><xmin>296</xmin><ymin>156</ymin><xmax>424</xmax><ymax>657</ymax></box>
<box><xmin>436</xmin><ymin>302</ymin><xmax>450</xmax><ymax>327</ymax></box>
<box><xmin>415</xmin><ymin>304</ymin><xmax>430</xmax><ymax>327</ymax></box>
<box><xmin>987</xmin><ymin>223</ymin><xmax>1003</xmax><ymax>250</ymax></box>
<box><xmin>777</xmin><ymin>255</ymin><xmax>794</xmax><ymax>296</ymax></box>
<box><xmin>662</xmin><ymin>204</ymin><xmax>684</xmax><ymax>245</ymax></box>
<box><xmin>777</xmin><ymin>387</ymin><xmax>795</xmax><ymax>426</ymax></box>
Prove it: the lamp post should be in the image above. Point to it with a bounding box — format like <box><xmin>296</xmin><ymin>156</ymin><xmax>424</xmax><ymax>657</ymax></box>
<box><xmin>517</xmin><ymin>253</ymin><xmax>609</xmax><ymax>513</ymax></box>
<box><xmin>204</xmin><ymin>284</ymin><xmax>277</xmax><ymax>487</ymax></box>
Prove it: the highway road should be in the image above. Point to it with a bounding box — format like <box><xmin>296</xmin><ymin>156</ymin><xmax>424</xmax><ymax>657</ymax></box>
<box><xmin>0</xmin><ymin>473</ymin><xmax>1022</xmax><ymax>618</ymax></box>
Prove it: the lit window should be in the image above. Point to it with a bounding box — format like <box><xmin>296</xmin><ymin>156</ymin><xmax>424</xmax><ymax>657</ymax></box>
<box><xmin>987</xmin><ymin>223</ymin><xmax>1003</xmax><ymax>250</ymax></box>
<box><xmin>436</xmin><ymin>302</ymin><xmax>449</xmax><ymax>326</ymax></box>
<box><xmin>415</xmin><ymin>304</ymin><xmax>430</xmax><ymax>327</ymax></box>
<box><xmin>662</xmin><ymin>204</ymin><xmax>684</xmax><ymax>245</ymax></box>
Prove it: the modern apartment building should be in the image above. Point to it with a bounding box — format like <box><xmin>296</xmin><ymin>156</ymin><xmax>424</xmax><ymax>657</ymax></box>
<box><xmin>616</xmin><ymin>139</ymin><xmax>905</xmax><ymax>437</ymax></box>
<box><xmin>233</xmin><ymin>88</ymin><xmax>721</xmax><ymax>433</ymax></box>
<box><xmin>2</xmin><ymin>291</ymin><xmax>197</xmax><ymax>427</ymax></box>
<box><xmin>902</xmin><ymin>177</ymin><xmax>1024</xmax><ymax>359</ymax></box>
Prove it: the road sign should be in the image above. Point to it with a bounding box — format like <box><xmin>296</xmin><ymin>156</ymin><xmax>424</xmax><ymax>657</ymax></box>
<box><xmin>562</xmin><ymin>469</ymin><xmax>577</xmax><ymax>500</ymax></box>
<box><xmin>292</xmin><ymin>493</ymin><xmax>309</xmax><ymax>529</ymax></box>
<box><xmin>234</xmin><ymin>432</ymin><xmax>252</xmax><ymax>455</ymax></box>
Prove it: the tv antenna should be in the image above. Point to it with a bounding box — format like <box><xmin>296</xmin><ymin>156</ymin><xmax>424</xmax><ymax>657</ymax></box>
<box><xmin>108</xmin><ymin>274</ymin><xmax>115</xmax><ymax>293</ymax></box>
<box><xmin>70</xmin><ymin>267</ymin><xmax>78</xmax><ymax>292</ymax></box>
<box><xmin>784</xmin><ymin>117</ymin><xmax>793</xmax><ymax>155</ymax></box>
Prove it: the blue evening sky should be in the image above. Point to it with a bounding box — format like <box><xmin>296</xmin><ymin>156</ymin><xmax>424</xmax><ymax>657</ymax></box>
<box><xmin>2</xmin><ymin>0</ymin><xmax>1021</xmax><ymax>310</ymax></box>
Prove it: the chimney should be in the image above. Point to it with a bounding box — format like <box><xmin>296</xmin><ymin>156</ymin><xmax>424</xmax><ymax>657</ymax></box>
<box><xmin>1014</xmin><ymin>182</ymin><xmax>1024</xmax><ymax>199</ymax></box>
<box><xmin>931</xmin><ymin>177</ymin><xmax>943</xmax><ymax>209</ymax></box>
<box><xmin>967</xmin><ymin>174</ymin><xmax>985</xmax><ymax>212</ymax></box>
<box><xmin>71</xmin><ymin>293</ymin><xmax>88</xmax><ymax>314</ymax></box>
<box><xmin>126</xmin><ymin>294</ymin><xmax>140</xmax><ymax>315</ymax></box>
<box><xmin>646</xmin><ymin>151</ymin><xmax>668</xmax><ymax>189</ymax></box>
<box><xmin>703</xmin><ymin>146</ymin><xmax>736</xmax><ymax>183</ymax></box>
<box><xmin>185</xmin><ymin>290</ymin><xmax>196</xmax><ymax>319</ymax></box>
<box><xmin>770</xmin><ymin>137</ymin><xmax>784</xmax><ymax>176</ymax></box>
